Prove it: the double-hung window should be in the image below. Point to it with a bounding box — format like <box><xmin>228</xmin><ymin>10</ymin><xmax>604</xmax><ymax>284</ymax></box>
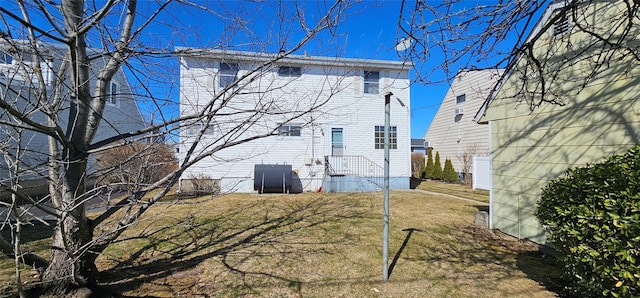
<box><xmin>364</xmin><ymin>71</ymin><xmax>380</xmax><ymax>94</ymax></box>
<box><xmin>219</xmin><ymin>62</ymin><xmax>239</xmax><ymax>88</ymax></box>
<box><xmin>278</xmin><ymin>124</ymin><xmax>302</xmax><ymax>136</ymax></box>
<box><xmin>374</xmin><ymin>125</ymin><xmax>397</xmax><ymax>149</ymax></box>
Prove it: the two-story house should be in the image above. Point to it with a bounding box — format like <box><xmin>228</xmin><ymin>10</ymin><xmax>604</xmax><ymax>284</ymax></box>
<box><xmin>476</xmin><ymin>0</ymin><xmax>640</xmax><ymax>244</ymax></box>
<box><xmin>423</xmin><ymin>69</ymin><xmax>502</xmax><ymax>184</ymax></box>
<box><xmin>177</xmin><ymin>49</ymin><xmax>412</xmax><ymax>193</ymax></box>
<box><xmin>0</xmin><ymin>40</ymin><xmax>146</xmax><ymax>197</ymax></box>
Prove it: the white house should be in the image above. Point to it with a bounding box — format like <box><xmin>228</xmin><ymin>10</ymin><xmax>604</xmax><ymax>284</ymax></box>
<box><xmin>177</xmin><ymin>49</ymin><xmax>412</xmax><ymax>193</ymax></box>
<box><xmin>423</xmin><ymin>69</ymin><xmax>502</xmax><ymax>182</ymax></box>
<box><xmin>0</xmin><ymin>40</ymin><xmax>147</xmax><ymax>196</ymax></box>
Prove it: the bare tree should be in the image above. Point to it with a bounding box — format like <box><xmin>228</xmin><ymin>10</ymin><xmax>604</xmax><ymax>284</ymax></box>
<box><xmin>397</xmin><ymin>0</ymin><xmax>640</xmax><ymax>110</ymax></box>
<box><xmin>460</xmin><ymin>143</ymin><xmax>486</xmax><ymax>186</ymax></box>
<box><xmin>0</xmin><ymin>0</ymin><xmax>354</xmax><ymax>295</ymax></box>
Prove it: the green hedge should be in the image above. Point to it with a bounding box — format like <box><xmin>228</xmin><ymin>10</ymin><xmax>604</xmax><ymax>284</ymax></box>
<box><xmin>536</xmin><ymin>146</ymin><xmax>640</xmax><ymax>297</ymax></box>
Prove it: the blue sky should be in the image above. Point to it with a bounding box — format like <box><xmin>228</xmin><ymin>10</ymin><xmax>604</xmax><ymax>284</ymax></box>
<box><xmin>327</xmin><ymin>1</ymin><xmax>449</xmax><ymax>139</ymax></box>
<box><xmin>0</xmin><ymin>0</ymin><xmax>465</xmax><ymax>139</ymax></box>
<box><xmin>137</xmin><ymin>0</ymin><xmax>450</xmax><ymax>139</ymax></box>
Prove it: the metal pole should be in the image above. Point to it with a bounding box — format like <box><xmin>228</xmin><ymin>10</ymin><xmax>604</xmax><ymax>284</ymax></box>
<box><xmin>383</xmin><ymin>92</ymin><xmax>392</xmax><ymax>281</ymax></box>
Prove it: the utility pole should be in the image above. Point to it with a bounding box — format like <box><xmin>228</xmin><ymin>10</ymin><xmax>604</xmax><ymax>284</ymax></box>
<box><xmin>383</xmin><ymin>91</ymin><xmax>392</xmax><ymax>282</ymax></box>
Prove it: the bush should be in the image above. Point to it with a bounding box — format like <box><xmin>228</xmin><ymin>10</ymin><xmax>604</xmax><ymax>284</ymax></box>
<box><xmin>422</xmin><ymin>148</ymin><xmax>434</xmax><ymax>179</ymax></box>
<box><xmin>411</xmin><ymin>152</ymin><xmax>425</xmax><ymax>178</ymax></box>
<box><xmin>433</xmin><ymin>151</ymin><xmax>443</xmax><ymax>180</ymax></box>
<box><xmin>442</xmin><ymin>158</ymin><xmax>458</xmax><ymax>183</ymax></box>
<box><xmin>536</xmin><ymin>146</ymin><xmax>640</xmax><ymax>297</ymax></box>
<box><xmin>96</xmin><ymin>142</ymin><xmax>178</xmax><ymax>191</ymax></box>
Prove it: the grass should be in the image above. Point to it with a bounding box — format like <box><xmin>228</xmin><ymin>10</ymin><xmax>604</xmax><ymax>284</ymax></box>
<box><xmin>1</xmin><ymin>190</ymin><xmax>562</xmax><ymax>297</ymax></box>
<box><xmin>417</xmin><ymin>179</ymin><xmax>491</xmax><ymax>203</ymax></box>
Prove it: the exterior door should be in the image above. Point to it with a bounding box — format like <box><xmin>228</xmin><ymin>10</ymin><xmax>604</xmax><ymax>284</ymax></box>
<box><xmin>328</xmin><ymin>127</ymin><xmax>347</xmax><ymax>174</ymax></box>
<box><xmin>331</xmin><ymin>127</ymin><xmax>345</xmax><ymax>156</ymax></box>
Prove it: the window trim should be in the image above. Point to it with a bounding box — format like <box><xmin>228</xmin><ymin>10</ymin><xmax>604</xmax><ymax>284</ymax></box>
<box><xmin>277</xmin><ymin>66</ymin><xmax>302</xmax><ymax>77</ymax></box>
<box><xmin>374</xmin><ymin>125</ymin><xmax>397</xmax><ymax>149</ymax></box>
<box><xmin>456</xmin><ymin>94</ymin><xmax>466</xmax><ymax>104</ymax></box>
<box><xmin>219</xmin><ymin>62</ymin><xmax>239</xmax><ymax>88</ymax></box>
<box><xmin>364</xmin><ymin>70</ymin><xmax>380</xmax><ymax>95</ymax></box>
<box><xmin>278</xmin><ymin>124</ymin><xmax>302</xmax><ymax>137</ymax></box>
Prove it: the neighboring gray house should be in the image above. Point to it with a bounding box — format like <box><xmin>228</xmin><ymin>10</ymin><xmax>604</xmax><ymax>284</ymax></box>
<box><xmin>177</xmin><ymin>49</ymin><xmax>412</xmax><ymax>193</ymax></box>
<box><xmin>423</xmin><ymin>69</ymin><xmax>502</xmax><ymax>179</ymax></box>
<box><xmin>0</xmin><ymin>40</ymin><xmax>146</xmax><ymax>195</ymax></box>
<box><xmin>411</xmin><ymin>138</ymin><xmax>427</xmax><ymax>155</ymax></box>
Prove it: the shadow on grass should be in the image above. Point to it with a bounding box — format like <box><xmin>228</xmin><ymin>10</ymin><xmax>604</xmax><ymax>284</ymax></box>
<box><xmin>383</xmin><ymin>223</ymin><xmax>565</xmax><ymax>297</ymax></box>
<box><xmin>388</xmin><ymin>228</ymin><xmax>422</xmax><ymax>278</ymax></box>
<box><xmin>461</xmin><ymin>225</ymin><xmax>566</xmax><ymax>296</ymax></box>
<box><xmin>98</xmin><ymin>195</ymin><xmax>370</xmax><ymax>296</ymax></box>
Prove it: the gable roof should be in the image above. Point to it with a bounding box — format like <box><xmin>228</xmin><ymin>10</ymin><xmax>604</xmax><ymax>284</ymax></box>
<box><xmin>473</xmin><ymin>1</ymin><xmax>574</xmax><ymax>123</ymax></box>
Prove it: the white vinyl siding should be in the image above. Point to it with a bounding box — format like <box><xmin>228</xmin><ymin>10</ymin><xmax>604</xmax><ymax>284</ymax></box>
<box><xmin>178</xmin><ymin>51</ymin><xmax>411</xmax><ymax>193</ymax></box>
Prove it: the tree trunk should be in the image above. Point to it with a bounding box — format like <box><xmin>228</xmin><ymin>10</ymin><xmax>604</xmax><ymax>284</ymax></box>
<box><xmin>41</xmin><ymin>160</ymin><xmax>98</xmax><ymax>294</ymax></box>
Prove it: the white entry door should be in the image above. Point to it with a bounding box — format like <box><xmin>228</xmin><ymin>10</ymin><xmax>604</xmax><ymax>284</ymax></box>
<box><xmin>331</xmin><ymin>127</ymin><xmax>345</xmax><ymax>156</ymax></box>
<box><xmin>328</xmin><ymin>126</ymin><xmax>347</xmax><ymax>174</ymax></box>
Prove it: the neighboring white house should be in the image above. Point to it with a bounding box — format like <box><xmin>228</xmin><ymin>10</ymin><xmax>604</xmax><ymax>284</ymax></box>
<box><xmin>423</xmin><ymin>69</ymin><xmax>502</xmax><ymax>180</ymax></box>
<box><xmin>177</xmin><ymin>49</ymin><xmax>412</xmax><ymax>193</ymax></box>
<box><xmin>0</xmin><ymin>40</ymin><xmax>146</xmax><ymax>195</ymax></box>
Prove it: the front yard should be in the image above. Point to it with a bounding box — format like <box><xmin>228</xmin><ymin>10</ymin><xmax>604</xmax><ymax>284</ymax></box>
<box><xmin>1</xmin><ymin>190</ymin><xmax>562</xmax><ymax>297</ymax></box>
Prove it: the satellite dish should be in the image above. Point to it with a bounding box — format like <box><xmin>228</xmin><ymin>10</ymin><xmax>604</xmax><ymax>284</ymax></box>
<box><xmin>395</xmin><ymin>38</ymin><xmax>412</xmax><ymax>51</ymax></box>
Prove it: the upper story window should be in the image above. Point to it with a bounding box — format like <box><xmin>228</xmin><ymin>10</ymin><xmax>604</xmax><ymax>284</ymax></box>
<box><xmin>219</xmin><ymin>62</ymin><xmax>239</xmax><ymax>88</ymax></box>
<box><xmin>374</xmin><ymin>125</ymin><xmax>397</xmax><ymax>149</ymax></box>
<box><xmin>186</xmin><ymin>120</ymin><xmax>215</xmax><ymax>136</ymax></box>
<box><xmin>0</xmin><ymin>52</ymin><xmax>13</xmax><ymax>64</ymax></box>
<box><xmin>553</xmin><ymin>15</ymin><xmax>570</xmax><ymax>37</ymax></box>
<box><xmin>278</xmin><ymin>124</ymin><xmax>302</xmax><ymax>136</ymax></box>
<box><xmin>364</xmin><ymin>71</ymin><xmax>380</xmax><ymax>94</ymax></box>
<box><xmin>456</xmin><ymin>94</ymin><xmax>466</xmax><ymax>104</ymax></box>
<box><xmin>108</xmin><ymin>81</ymin><xmax>119</xmax><ymax>106</ymax></box>
<box><xmin>278</xmin><ymin>66</ymin><xmax>302</xmax><ymax>77</ymax></box>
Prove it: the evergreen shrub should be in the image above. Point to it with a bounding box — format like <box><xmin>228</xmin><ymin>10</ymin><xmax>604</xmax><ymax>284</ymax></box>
<box><xmin>433</xmin><ymin>151</ymin><xmax>443</xmax><ymax>180</ymax></box>
<box><xmin>536</xmin><ymin>146</ymin><xmax>640</xmax><ymax>297</ymax></box>
<box><xmin>443</xmin><ymin>158</ymin><xmax>458</xmax><ymax>183</ymax></box>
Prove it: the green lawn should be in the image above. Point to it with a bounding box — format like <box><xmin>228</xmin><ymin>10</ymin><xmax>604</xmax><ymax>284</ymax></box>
<box><xmin>1</xmin><ymin>191</ymin><xmax>562</xmax><ymax>297</ymax></box>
